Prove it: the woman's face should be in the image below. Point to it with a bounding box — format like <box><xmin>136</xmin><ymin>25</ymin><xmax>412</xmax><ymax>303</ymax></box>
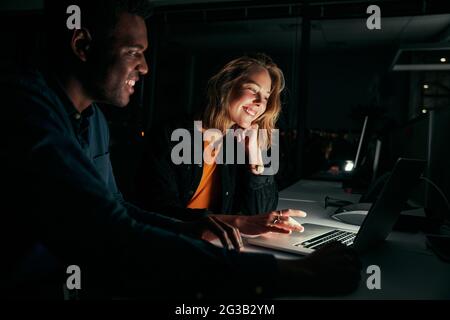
<box><xmin>228</xmin><ymin>67</ymin><xmax>272</xmax><ymax>129</ymax></box>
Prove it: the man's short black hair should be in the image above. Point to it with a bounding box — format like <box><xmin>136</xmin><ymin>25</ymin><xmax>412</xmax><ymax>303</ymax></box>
<box><xmin>44</xmin><ymin>0</ymin><xmax>152</xmax><ymax>62</ymax></box>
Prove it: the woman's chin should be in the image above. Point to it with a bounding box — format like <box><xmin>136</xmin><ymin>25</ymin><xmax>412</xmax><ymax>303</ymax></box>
<box><xmin>237</xmin><ymin>122</ymin><xmax>252</xmax><ymax>129</ymax></box>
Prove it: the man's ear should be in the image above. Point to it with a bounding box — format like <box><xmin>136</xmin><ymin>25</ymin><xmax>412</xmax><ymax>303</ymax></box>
<box><xmin>70</xmin><ymin>28</ymin><xmax>92</xmax><ymax>62</ymax></box>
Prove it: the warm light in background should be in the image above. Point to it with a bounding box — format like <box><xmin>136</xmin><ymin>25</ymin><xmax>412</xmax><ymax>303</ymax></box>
<box><xmin>140</xmin><ymin>131</ymin><xmax>145</xmax><ymax>137</ymax></box>
<box><xmin>344</xmin><ymin>160</ymin><xmax>354</xmax><ymax>172</ymax></box>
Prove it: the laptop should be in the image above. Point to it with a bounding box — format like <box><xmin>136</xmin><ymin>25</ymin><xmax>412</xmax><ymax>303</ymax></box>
<box><xmin>247</xmin><ymin>158</ymin><xmax>426</xmax><ymax>255</ymax></box>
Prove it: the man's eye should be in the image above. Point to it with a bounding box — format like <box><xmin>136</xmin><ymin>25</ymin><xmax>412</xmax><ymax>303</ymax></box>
<box><xmin>128</xmin><ymin>51</ymin><xmax>139</xmax><ymax>57</ymax></box>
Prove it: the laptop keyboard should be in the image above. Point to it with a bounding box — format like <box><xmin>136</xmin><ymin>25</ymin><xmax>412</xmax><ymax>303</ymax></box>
<box><xmin>295</xmin><ymin>230</ymin><xmax>356</xmax><ymax>250</ymax></box>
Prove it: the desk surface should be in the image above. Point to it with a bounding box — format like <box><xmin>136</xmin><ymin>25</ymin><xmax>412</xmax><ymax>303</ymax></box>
<box><xmin>243</xmin><ymin>179</ymin><xmax>450</xmax><ymax>299</ymax></box>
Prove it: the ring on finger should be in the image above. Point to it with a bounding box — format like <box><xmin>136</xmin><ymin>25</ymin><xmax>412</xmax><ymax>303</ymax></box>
<box><xmin>272</xmin><ymin>211</ymin><xmax>283</xmax><ymax>224</ymax></box>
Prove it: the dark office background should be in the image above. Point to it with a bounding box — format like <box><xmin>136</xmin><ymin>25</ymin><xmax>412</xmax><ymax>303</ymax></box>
<box><xmin>1</xmin><ymin>0</ymin><xmax>449</xmax><ymax>222</ymax></box>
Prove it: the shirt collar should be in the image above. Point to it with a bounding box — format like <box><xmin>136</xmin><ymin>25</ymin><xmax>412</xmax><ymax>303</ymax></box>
<box><xmin>47</xmin><ymin>74</ymin><xmax>94</xmax><ymax>120</ymax></box>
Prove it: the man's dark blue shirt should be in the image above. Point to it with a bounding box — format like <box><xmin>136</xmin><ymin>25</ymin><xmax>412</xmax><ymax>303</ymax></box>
<box><xmin>47</xmin><ymin>74</ymin><xmax>122</xmax><ymax>198</ymax></box>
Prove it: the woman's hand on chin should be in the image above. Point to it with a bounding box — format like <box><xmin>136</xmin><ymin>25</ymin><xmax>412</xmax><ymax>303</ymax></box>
<box><xmin>234</xmin><ymin>124</ymin><xmax>264</xmax><ymax>174</ymax></box>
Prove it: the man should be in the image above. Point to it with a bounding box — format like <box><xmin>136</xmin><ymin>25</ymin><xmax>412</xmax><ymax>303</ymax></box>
<box><xmin>0</xmin><ymin>0</ymin><xmax>361</xmax><ymax>299</ymax></box>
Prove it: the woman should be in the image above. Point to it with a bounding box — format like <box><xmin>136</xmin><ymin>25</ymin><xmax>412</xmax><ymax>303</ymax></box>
<box><xmin>135</xmin><ymin>54</ymin><xmax>306</xmax><ymax>237</ymax></box>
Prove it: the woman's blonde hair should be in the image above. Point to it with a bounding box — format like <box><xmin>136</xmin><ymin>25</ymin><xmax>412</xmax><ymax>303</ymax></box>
<box><xmin>202</xmin><ymin>53</ymin><xmax>285</xmax><ymax>148</ymax></box>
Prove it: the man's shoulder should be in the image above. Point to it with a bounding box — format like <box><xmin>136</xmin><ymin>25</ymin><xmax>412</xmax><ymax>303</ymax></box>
<box><xmin>0</xmin><ymin>67</ymin><xmax>63</xmax><ymax>113</ymax></box>
<box><xmin>1</xmin><ymin>68</ymin><xmax>73</xmax><ymax>131</ymax></box>
<box><xmin>0</xmin><ymin>67</ymin><xmax>49</xmax><ymax>95</ymax></box>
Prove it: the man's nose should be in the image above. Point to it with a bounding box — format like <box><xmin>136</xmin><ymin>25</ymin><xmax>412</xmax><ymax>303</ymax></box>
<box><xmin>138</xmin><ymin>56</ymin><xmax>149</xmax><ymax>75</ymax></box>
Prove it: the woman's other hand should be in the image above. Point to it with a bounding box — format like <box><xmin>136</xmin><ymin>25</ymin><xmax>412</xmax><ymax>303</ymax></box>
<box><xmin>213</xmin><ymin>209</ymin><xmax>307</xmax><ymax>236</ymax></box>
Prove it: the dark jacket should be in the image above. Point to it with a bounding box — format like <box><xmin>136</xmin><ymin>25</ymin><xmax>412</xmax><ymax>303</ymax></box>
<box><xmin>0</xmin><ymin>69</ymin><xmax>278</xmax><ymax>299</ymax></box>
<box><xmin>135</xmin><ymin>119</ymin><xmax>278</xmax><ymax>221</ymax></box>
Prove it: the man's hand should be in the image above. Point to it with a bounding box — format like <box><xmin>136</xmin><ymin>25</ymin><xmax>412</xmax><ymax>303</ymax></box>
<box><xmin>179</xmin><ymin>216</ymin><xmax>244</xmax><ymax>251</ymax></box>
<box><xmin>277</xmin><ymin>242</ymin><xmax>362</xmax><ymax>296</ymax></box>
<box><xmin>212</xmin><ymin>209</ymin><xmax>307</xmax><ymax>236</ymax></box>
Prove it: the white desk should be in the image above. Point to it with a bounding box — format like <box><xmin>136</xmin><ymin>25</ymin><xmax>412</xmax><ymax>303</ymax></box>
<box><xmin>243</xmin><ymin>179</ymin><xmax>450</xmax><ymax>299</ymax></box>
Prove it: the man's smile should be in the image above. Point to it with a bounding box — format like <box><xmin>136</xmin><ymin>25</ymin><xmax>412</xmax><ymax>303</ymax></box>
<box><xmin>125</xmin><ymin>79</ymin><xmax>136</xmax><ymax>94</ymax></box>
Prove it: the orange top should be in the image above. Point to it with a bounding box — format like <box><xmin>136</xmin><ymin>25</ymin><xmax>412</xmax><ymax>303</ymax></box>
<box><xmin>187</xmin><ymin>141</ymin><xmax>221</xmax><ymax>211</ymax></box>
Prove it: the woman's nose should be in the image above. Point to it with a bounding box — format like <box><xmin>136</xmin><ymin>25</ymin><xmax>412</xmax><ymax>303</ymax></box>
<box><xmin>253</xmin><ymin>93</ymin><xmax>263</xmax><ymax>105</ymax></box>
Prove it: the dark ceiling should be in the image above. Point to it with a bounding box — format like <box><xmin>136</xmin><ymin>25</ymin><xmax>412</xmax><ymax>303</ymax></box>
<box><xmin>2</xmin><ymin>1</ymin><xmax>449</xmax><ymax>54</ymax></box>
<box><xmin>161</xmin><ymin>14</ymin><xmax>450</xmax><ymax>52</ymax></box>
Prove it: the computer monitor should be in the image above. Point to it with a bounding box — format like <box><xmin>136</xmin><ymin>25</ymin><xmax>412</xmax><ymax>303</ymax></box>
<box><xmin>342</xmin><ymin>115</ymin><xmax>380</xmax><ymax>193</ymax></box>
<box><xmin>388</xmin><ymin>116</ymin><xmax>429</xmax><ymax>208</ymax></box>
<box><xmin>427</xmin><ymin>107</ymin><xmax>450</xmax><ymax>224</ymax></box>
<box><xmin>353</xmin><ymin>115</ymin><xmax>369</xmax><ymax>169</ymax></box>
<box><xmin>388</xmin><ymin>107</ymin><xmax>450</xmax><ymax>225</ymax></box>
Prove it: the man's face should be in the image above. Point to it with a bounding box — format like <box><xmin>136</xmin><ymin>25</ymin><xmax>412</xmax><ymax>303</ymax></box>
<box><xmin>87</xmin><ymin>13</ymin><xmax>149</xmax><ymax>107</ymax></box>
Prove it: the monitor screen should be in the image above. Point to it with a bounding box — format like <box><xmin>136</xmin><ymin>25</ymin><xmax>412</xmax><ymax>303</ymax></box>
<box><xmin>428</xmin><ymin>107</ymin><xmax>450</xmax><ymax>223</ymax></box>
<box><xmin>388</xmin><ymin>116</ymin><xmax>429</xmax><ymax>208</ymax></box>
<box><xmin>387</xmin><ymin>107</ymin><xmax>450</xmax><ymax>224</ymax></box>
